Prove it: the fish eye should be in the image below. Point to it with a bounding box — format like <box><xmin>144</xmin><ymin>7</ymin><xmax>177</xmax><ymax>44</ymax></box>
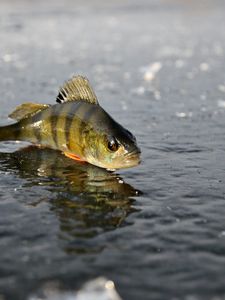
<box><xmin>107</xmin><ymin>136</ymin><xmax>119</xmax><ymax>152</ymax></box>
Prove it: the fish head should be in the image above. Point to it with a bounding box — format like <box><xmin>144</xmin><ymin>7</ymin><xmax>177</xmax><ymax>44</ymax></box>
<box><xmin>84</xmin><ymin>124</ymin><xmax>141</xmax><ymax>170</ymax></box>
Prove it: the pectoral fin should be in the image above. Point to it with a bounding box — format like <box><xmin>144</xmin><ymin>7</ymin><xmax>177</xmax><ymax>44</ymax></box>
<box><xmin>9</xmin><ymin>103</ymin><xmax>50</xmax><ymax>121</ymax></box>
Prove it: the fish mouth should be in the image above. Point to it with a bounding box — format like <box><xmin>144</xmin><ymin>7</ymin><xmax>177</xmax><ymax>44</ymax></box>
<box><xmin>123</xmin><ymin>147</ymin><xmax>141</xmax><ymax>168</ymax></box>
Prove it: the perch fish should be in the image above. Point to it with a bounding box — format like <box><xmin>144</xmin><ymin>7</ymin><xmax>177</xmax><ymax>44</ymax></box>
<box><xmin>0</xmin><ymin>76</ymin><xmax>141</xmax><ymax>169</ymax></box>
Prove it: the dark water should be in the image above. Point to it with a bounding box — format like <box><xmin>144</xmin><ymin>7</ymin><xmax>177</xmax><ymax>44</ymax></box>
<box><xmin>1</xmin><ymin>0</ymin><xmax>225</xmax><ymax>299</ymax></box>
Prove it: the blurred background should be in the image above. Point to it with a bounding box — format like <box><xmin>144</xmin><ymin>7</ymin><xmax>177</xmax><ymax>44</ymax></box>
<box><xmin>1</xmin><ymin>0</ymin><xmax>225</xmax><ymax>299</ymax></box>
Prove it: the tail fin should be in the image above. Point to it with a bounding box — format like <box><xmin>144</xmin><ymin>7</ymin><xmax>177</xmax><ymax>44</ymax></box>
<box><xmin>0</xmin><ymin>123</ymin><xmax>20</xmax><ymax>142</ymax></box>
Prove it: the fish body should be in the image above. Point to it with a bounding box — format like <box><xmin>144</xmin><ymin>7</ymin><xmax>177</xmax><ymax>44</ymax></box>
<box><xmin>0</xmin><ymin>76</ymin><xmax>141</xmax><ymax>169</ymax></box>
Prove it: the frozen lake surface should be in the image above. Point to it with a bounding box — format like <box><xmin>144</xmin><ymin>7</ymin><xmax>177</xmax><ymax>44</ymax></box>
<box><xmin>1</xmin><ymin>0</ymin><xmax>225</xmax><ymax>299</ymax></box>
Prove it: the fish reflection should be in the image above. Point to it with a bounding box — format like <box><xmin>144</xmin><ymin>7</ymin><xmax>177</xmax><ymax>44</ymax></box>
<box><xmin>0</xmin><ymin>146</ymin><xmax>142</xmax><ymax>254</ymax></box>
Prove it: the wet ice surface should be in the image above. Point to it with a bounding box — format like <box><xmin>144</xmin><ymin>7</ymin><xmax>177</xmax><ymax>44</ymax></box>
<box><xmin>1</xmin><ymin>0</ymin><xmax>225</xmax><ymax>299</ymax></box>
<box><xmin>29</xmin><ymin>277</ymin><xmax>122</xmax><ymax>300</ymax></box>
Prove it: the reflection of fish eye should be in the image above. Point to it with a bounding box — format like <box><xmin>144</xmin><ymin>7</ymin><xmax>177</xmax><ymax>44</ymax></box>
<box><xmin>107</xmin><ymin>136</ymin><xmax>119</xmax><ymax>152</ymax></box>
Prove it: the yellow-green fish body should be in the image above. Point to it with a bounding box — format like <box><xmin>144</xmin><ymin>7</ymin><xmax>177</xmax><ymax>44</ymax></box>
<box><xmin>0</xmin><ymin>76</ymin><xmax>141</xmax><ymax>169</ymax></box>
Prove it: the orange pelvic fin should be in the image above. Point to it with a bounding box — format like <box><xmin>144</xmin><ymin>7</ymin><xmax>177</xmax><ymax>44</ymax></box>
<box><xmin>64</xmin><ymin>152</ymin><xmax>86</xmax><ymax>162</ymax></box>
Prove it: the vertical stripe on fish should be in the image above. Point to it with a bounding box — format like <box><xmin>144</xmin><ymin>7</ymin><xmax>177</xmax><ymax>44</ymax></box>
<box><xmin>56</xmin><ymin>103</ymin><xmax>72</xmax><ymax>150</ymax></box>
<box><xmin>65</xmin><ymin>102</ymin><xmax>81</xmax><ymax>151</ymax></box>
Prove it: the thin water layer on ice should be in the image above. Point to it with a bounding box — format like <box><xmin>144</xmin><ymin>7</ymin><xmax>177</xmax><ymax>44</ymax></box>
<box><xmin>1</xmin><ymin>0</ymin><xmax>225</xmax><ymax>300</ymax></box>
<box><xmin>29</xmin><ymin>277</ymin><xmax>122</xmax><ymax>300</ymax></box>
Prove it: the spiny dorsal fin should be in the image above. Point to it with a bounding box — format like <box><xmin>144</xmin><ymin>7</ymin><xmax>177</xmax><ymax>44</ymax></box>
<box><xmin>9</xmin><ymin>103</ymin><xmax>50</xmax><ymax>121</ymax></box>
<box><xmin>56</xmin><ymin>76</ymin><xmax>99</xmax><ymax>105</ymax></box>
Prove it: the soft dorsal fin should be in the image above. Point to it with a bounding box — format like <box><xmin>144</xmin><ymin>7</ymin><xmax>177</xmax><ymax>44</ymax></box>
<box><xmin>56</xmin><ymin>75</ymin><xmax>99</xmax><ymax>105</ymax></box>
<box><xmin>9</xmin><ymin>103</ymin><xmax>50</xmax><ymax>121</ymax></box>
